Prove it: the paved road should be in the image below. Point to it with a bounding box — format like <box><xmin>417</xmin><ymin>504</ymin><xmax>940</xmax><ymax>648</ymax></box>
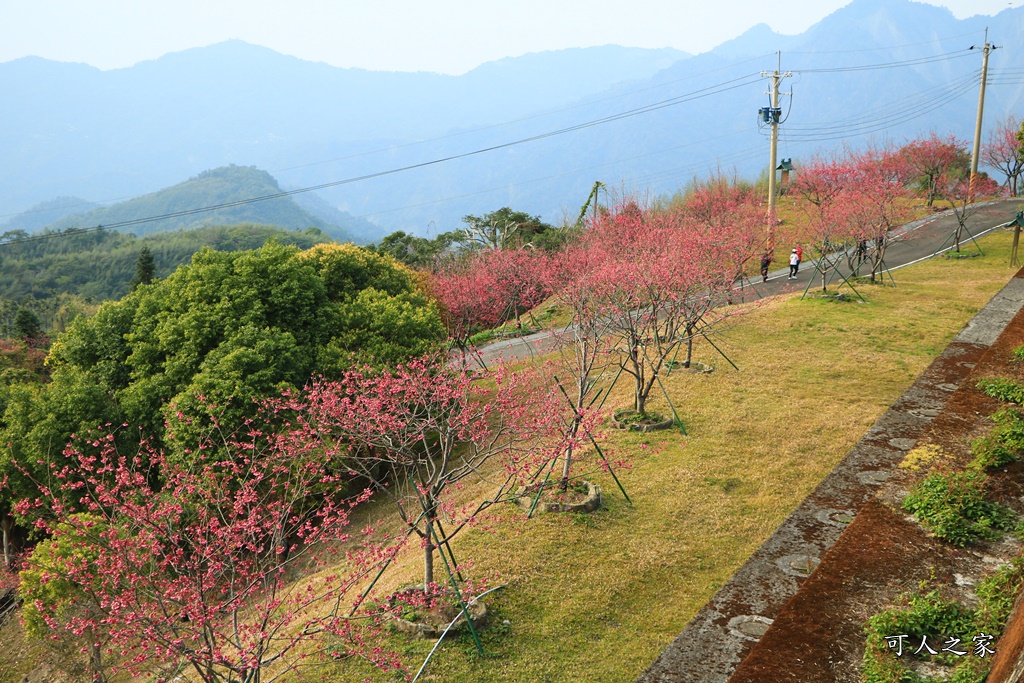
<box><xmin>473</xmin><ymin>199</ymin><xmax>1024</xmax><ymax>366</ymax></box>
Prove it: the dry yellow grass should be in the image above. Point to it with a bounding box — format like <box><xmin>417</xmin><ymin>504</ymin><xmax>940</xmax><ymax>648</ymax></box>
<box><xmin>319</xmin><ymin>228</ymin><xmax>1019</xmax><ymax>683</ymax></box>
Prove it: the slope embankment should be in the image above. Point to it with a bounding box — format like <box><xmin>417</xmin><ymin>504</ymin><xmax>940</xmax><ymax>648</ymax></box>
<box><xmin>638</xmin><ymin>264</ymin><xmax>1024</xmax><ymax>682</ymax></box>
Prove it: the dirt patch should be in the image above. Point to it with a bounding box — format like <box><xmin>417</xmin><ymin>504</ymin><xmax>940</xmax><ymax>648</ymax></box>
<box><xmin>515</xmin><ymin>480</ymin><xmax>602</xmax><ymax>515</ymax></box>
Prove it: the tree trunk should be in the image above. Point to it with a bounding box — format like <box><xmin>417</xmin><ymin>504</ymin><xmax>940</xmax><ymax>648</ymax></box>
<box><xmin>630</xmin><ymin>335</ymin><xmax>645</xmax><ymax>413</ymax></box>
<box><xmin>87</xmin><ymin>629</ymin><xmax>106</xmax><ymax>683</ymax></box>
<box><xmin>870</xmin><ymin>238</ymin><xmax>886</xmax><ymax>284</ymax></box>
<box><xmin>560</xmin><ymin>417</ymin><xmax>578</xmax><ymax>491</ymax></box>
<box><xmin>635</xmin><ymin>386</ymin><xmax>646</xmax><ymax>415</ymax></box>
<box><xmin>423</xmin><ymin>505</ymin><xmax>436</xmax><ymax>587</ymax></box>
<box><xmin>1</xmin><ymin>516</ymin><xmax>12</xmax><ymax>570</ymax></box>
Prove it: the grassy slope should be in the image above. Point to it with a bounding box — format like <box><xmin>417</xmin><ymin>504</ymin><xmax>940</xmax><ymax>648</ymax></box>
<box><xmin>1</xmin><ymin>230</ymin><xmax>1014</xmax><ymax>683</ymax></box>
<box><xmin>324</xmin><ymin>229</ymin><xmax>1018</xmax><ymax>683</ymax></box>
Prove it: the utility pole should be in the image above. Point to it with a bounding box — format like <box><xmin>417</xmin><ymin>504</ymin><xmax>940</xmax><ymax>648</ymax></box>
<box><xmin>761</xmin><ymin>53</ymin><xmax>791</xmax><ymax>249</ymax></box>
<box><xmin>970</xmin><ymin>29</ymin><xmax>998</xmax><ymax>190</ymax></box>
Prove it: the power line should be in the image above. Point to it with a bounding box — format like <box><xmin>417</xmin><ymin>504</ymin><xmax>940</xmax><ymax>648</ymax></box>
<box><xmin>1</xmin><ymin>72</ymin><xmax>764</xmax><ymax>246</ymax></box>
<box><xmin>355</xmin><ymin>130</ymin><xmax>755</xmax><ymax>220</ymax></box>
<box><xmin>270</xmin><ymin>54</ymin><xmax>773</xmax><ymax>175</ymax></box>
<box><xmin>777</xmin><ymin>74</ymin><xmax>979</xmax><ymax>142</ymax></box>
<box><xmin>792</xmin><ymin>48</ymin><xmax>975</xmax><ymax>73</ymax></box>
<box><xmin>2</xmin><ymin>46</ymin><xmax>1000</xmax><ymax>245</ymax></box>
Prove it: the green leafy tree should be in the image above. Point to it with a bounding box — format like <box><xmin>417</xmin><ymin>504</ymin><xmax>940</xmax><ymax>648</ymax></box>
<box><xmin>370</xmin><ymin>230</ymin><xmax>457</xmax><ymax>268</ymax></box>
<box><xmin>458</xmin><ymin>207</ymin><xmax>553</xmax><ymax>250</ymax></box>
<box><xmin>129</xmin><ymin>246</ymin><xmax>156</xmax><ymax>289</ymax></box>
<box><xmin>13</xmin><ymin>308</ymin><xmax>43</xmax><ymax>340</ymax></box>
<box><xmin>3</xmin><ymin>242</ymin><xmax>444</xmax><ymax>478</ymax></box>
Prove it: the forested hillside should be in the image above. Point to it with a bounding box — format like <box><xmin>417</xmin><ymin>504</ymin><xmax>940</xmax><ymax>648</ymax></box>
<box><xmin>0</xmin><ymin>222</ymin><xmax>331</xmax><ymax>301</ymax></box>
<box><xmin>34</xmin><ymin>165</ymin><xmax>369</xmax><ymax>242</ymax></box>
<box><xmin>0</xmin><ymin>223</ymin><xmax>331</xmax><ymax>333</ymax></box>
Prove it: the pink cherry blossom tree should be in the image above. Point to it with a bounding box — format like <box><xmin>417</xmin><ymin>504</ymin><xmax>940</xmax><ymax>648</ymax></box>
<box><xmin>679</xmin><ymin>175</ymin><xmax>769</xmax><ymax>291</ymax></box>
<box><xmin>542</xmin><ymin>241</ymin><xmax>616</xmax><ymax>490</ymax></box>
<box><xmin>790</xmin><ymin>155</ymin><xmax>871</xmax><ymax>292</ymax></box>
<box><xmin>900</xmin><ymin>133</ymin><xmax>969</xmax><ymax>206</ymax></box>
<box><xmin>583</xmin><ymin>200</ymin><xmax>753</xmax><ymax>415</ymax></box>
<box><xmin>936</xmin><ymin>171</ymin><xmax>1004</xmax><ymax>253</ymax></box>
<box><xmin>431</xmin><ymin>249</ymin><xmax>552</xmax><ymax>366</ymax></box>
<box><xmin>296</xmin><ymin>355</ymin><xmax>557</xmax><ymax>588</ymax></box>
<box><xmin>983</xmin><ymin>116</ymin><xmax>1024</xmax><ymax>196</ymax></box>
<box><xmin>849</xmin><ymin>147</ymin><xmax>914</xmax><ymax>282</ymax></box>
<box><xmin>16</xmin><ymin>420</ymin><xmax>396</xmax><ymax>683</ymax></box>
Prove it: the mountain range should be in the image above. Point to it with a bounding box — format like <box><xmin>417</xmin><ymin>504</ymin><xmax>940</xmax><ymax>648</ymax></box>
<box><xmin>1</xmin><ymin>0</ymin><xmax>1021</xmax><ymax>240</ymax></box>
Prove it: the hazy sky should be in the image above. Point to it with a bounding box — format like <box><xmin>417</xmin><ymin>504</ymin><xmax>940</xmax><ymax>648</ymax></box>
<box><xmin>0</xmin><ymin>0</ymin><xmax>1015</xmax><ymax>74</ymax></box>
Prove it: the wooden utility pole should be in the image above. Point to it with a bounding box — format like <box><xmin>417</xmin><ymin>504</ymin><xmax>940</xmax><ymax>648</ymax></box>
<box><xmin>970</xmin><ymin>29</ymin><xmax>997</xmax><ymax>189</ymax></box>
<box><xmin>762</xmin><ymin>53</ymin><xmax>791</xmax><ymax>249</ymax></box>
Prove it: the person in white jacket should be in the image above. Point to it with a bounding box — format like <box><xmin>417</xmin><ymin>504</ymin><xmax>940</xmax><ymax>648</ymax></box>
<box><xmin>788</xmin><ymin>249</ymin><xmax>799</xmax><ymax>279</ymax></box>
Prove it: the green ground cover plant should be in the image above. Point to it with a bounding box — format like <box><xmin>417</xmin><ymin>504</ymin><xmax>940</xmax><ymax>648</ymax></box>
<box><xmin>862</xmin><ymin>560</ymin><xmax>1024</xmax><ymax>683</ymax></box>
<box><xmin>901</xmin><ymin>469</ymin><xmax>1016</xmax><ymax>546</ymax></box>
<box><xmin>971</xmin><ymin>407</ymin><xmax>1024</xmax><ymax>469</ymax></box>
<box><xmin>863</xmin><ymin>589</ymin><xmax>976</xmax><ymax>683</ymax></box>
<box><xmin>977</xmin><ymin>377</ymin><xmax>1024</xmax><ymax>405</ymax></box>
<box><xmin>972</xmin><ymin>359</ymin><xmax>1024</xmax><ymax>469</ymax></box>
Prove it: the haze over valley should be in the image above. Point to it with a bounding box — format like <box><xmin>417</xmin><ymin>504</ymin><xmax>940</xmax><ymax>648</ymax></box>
<box><xmin>2</xmin><ymin>0</ymin><xmax>1021</xmax><ymax>242</ymax></box>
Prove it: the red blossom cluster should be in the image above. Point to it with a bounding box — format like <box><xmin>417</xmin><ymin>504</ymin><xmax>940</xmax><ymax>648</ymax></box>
<box><xmin>283</xmin><ymin>355</ymin><xmax>564</xmax><ymax>587</ymax></box>
<box><xmin>549</xmin><ymin>195</ymin><xmax>765</xmax><ymax>418</ymax></box>
<box><xmin>17</xmin><ymin>419</ymin><xmax>399</xmax><ymax>682</ymax></box>
<box><xmin>430</xmin><ymin>248</ymin><xmax>553</xmax><ymax>361</ymax></box>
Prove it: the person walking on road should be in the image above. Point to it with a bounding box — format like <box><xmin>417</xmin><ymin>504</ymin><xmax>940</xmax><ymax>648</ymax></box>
<box><xmin>794</xmin><ymin>245</ymin><xmax>803</xmax><ymax>274</ymax></box>
<box><xmin>760</xmin><ymin>252</ymin><xmax>772</xmax><ymax>283</ymax></box>
<box><xmin>788</xmin><ymin>249</ymin><xmax>799</xmax><ymax>279</ymax></box>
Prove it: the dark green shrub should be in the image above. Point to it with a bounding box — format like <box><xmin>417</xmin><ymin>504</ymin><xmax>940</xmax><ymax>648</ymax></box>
<box><xmin>977</xmin><ymin>377</ymin><xmax>1024</xmax><ymax>405</ymax></box>
<box><xmin>971</xmin><ymin>408</ymin><xmax>1024</xmax><ymax>469</ymax></box>
<box><xmin>863</xmin><ymin>590</ymin><xmax>976</xmax><ymax>683</ymax></box>
<box><xmin>902</xmin><ymin>470</ymin><xmax>1016</xmax><ymax>546</ymax></box>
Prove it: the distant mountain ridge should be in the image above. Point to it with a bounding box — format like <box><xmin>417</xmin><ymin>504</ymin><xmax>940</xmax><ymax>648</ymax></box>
<box><xmin>0</xmin><ymin>0</ymin><xmax>1020</xmax><ymax>234</ymax></box>
<box><xmin>16</xmin><ymin>165</ymin><xmax>378</xmax><ymax>244</ymax></box>
<box><xmin>0</xmin><ymin>196</ymin><xmax>101</xmax><ymax>234</ymax></box>
<box><xmin>0</xmin><ymin>42</ymin><xmax>689</xmax><ymax>221</ymax></box>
